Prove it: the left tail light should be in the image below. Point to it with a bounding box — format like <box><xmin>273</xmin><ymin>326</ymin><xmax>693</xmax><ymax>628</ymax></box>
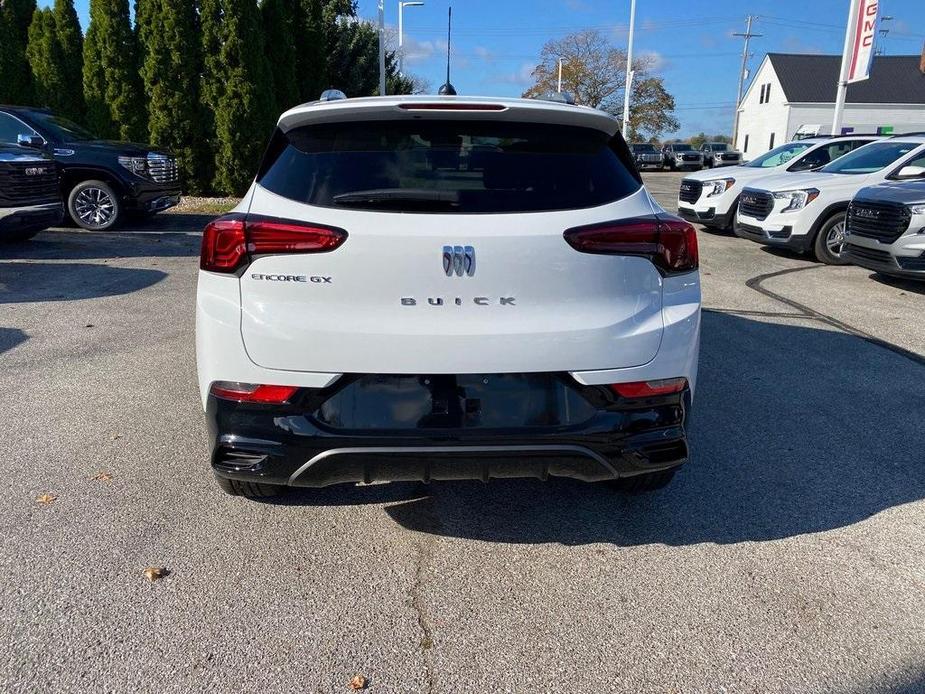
<box><xmin>200</xmin><ymin>214</ymin><xmax>347</xmax><ymax>273</ymax></box>
<box><xmin>563</xmin><ymin>215</ymin><xmax>698</xmax><ymax>274</ymax></box>
<box><xmin>210</xmin><ymin>381</ymin><xmax>299</xmax><ymax>404</ymax></box>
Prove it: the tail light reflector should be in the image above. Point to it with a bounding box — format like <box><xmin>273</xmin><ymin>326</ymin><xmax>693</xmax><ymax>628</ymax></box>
<box><xmin>563</xmin><ymin>215</ymin><xmax>698</xmax><ymax>273</ymax></box>
<box><xmin>210</xmin><ymin>381</ymin><xmax>299</xmax><ymax>404</ymax></box>
<box><xmin>608</xmin><ymin>378</ymin><xmax>688</xmax><ymax>398</ymax></box>
<box><xmin>201</xmin><ymin>215</ymin><xmax>347</xmax><ymax>273</ymax></box>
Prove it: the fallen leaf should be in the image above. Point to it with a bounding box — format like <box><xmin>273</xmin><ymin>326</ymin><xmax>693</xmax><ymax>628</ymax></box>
<box><xmin>143</xmin><ymin>566</ymin><xmax>168</xmax><ymax>582</ymax></box>
<box><xmin>36</xmin><ymin>493</ymin><xmax>57</xmax><ymax>505</ymax></box>
<box><xmin>92</xmin><ymin>471</ymin><xmax>113</xmax><ymax>481</ymax></box>
<box><xmin>110</xmin><ymin>433</ymin><xmax>122</xmax><ymax>441</ymax></box>
<box><xmin>348</xmin><ymin>674</ymin><xmax>367</xmax><ymax>690</ymax></box>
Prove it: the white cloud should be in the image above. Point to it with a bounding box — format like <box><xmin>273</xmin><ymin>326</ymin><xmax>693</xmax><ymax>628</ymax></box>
<box><xmin>486</xmin><ymin>62</ymin><xmax>537</xmax><ymax>87</ymax></box>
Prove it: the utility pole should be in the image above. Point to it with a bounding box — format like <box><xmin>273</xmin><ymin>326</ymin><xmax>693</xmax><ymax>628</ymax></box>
<box><xmin>621</xmin><ymin>0</ymin><xmax>636</xmax><ymax>139</ymax></box>
<box><xmin>832</xmin><ymin>0</ymin><xmax>862</xmax><ymax>136</ymax></box>
<box><xmin>378</xmin><ymin>0</ymin><xmax>387</xmax><ymax>96</ymax></box>
<box><xmin>732</xmin><ymin>15</ymin><xmax>762</xmax><ymax>147</ymax></box>
<box><xmin>558</xmin><ymin>57</ymin><xmax>564</xmax><ymax>93</ymax></box>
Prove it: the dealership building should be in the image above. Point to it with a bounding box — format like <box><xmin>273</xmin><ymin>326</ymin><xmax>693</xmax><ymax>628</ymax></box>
<box><xmin>735</xmin><ymin>51</ymin><xmax>925</xmax><ymax>157</ymax></box>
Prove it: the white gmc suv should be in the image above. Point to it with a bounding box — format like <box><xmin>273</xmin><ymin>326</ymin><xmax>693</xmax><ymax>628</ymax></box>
<box><xmin>677</xmin><ymin>136</ymin><xmax>878</xmax><ymax>231</ymax></box>
<box><xmin>196</xmin><ymin>95</ymin><xmax>701</xmax><ymax>498</ymax></box>
<box><xmin>735</xmin><ymin>136</ymin><xmax>925</xmax><ymax>264</ymax></box>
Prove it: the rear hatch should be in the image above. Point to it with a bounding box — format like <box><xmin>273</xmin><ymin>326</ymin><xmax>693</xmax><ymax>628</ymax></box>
<box><xmin>238</xmin><ymin>98</ymin><xmax>669</xmax><ymax>375</ymax></box>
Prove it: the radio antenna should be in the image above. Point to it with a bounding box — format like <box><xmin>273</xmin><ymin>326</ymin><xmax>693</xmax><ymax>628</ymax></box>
<box><xmin>438</xmin><ymin>6</ymin><xmax>457</xmax><ymax>95</ymax></box>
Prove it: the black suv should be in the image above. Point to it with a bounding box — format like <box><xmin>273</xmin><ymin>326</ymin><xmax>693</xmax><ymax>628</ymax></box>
<box><xmin>0</xmin><ymin>142</ymin><xmax>63</xmax><ymax>242</ymax></box>
<box><xmin>0</xmin><ymin>106</ymin><xmax>180</xmax><ymax>230</ymax></box>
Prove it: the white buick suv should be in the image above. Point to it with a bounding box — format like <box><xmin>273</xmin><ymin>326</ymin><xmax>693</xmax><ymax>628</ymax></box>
<box><xmin>735</xmin><ymin>136</ymin><xmax>925</xmax><ymax>264</ymax></box>
<box><xmin>196</xmin><ymin>95</ymin><xmax>701</xmax><ymax>498</ymax></box>
<box><xmin>677</xmin><ymin>136</ymin><xmax>878</xmax><ymax>232</ymax></box>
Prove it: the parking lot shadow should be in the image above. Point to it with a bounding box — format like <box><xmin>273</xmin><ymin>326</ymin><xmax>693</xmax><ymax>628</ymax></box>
<box><xmin>383</xmin><ymin>310</ymin><xmax>925</xmax><ymax>546</ymax></box>
<box><xmin>0</xmin><ymin>213</ymin><xmax>212</xmax><ymax>261</ymax></box>
<box><xmin>868</xmin><ymin>272</ymin><xmax>925</xmax><ymax>296</ymax></box>
<box><xmin>0</xmin><ymin>327</ymin><xmax>28</xmax><ymax>355</ymax></box>
<box><xmin>0</xmin><ymin>262</ymin><xmax>166</xmax><ymax>304</ymax></box>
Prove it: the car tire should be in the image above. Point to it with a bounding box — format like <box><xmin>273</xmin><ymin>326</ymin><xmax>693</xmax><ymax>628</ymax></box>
<box><xmin>0</xmin><ymin>228</ymin><xmax>41</xmax><ymax>243</ymax></box>
<box><xmin>68</xmin><ymin>180</ymin><xmax>121</xmax><ymax>231</ymax></box>
<box><xmin>609</xmin><ymin>468</ymin><xmax>677</xmax><ymax>494</ymax></box>
<box><xmin>813</xmin><ymin>211</ymin><xmax>850</xmax><ymax>265</ymax></box>
<box><xmin>214</xmin><ymin>473</ymin><xmax>286</xmax><ymax>498</ymax></box>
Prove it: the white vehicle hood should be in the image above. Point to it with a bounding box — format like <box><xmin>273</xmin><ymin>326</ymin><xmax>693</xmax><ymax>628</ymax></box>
<box><xmin>740</xmin><ymin>171</ymin><xmax>855</xmax><ymax>193</ymax></box>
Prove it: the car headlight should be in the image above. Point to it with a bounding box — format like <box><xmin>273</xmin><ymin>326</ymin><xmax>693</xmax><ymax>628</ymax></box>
<box><xmin>118</xmin><ymin>155</ymin><xmax>151</xmax><ymax>178</ymax></box>
<box><xmin>773</xmin><ymin>188</ymin><xmax>820</xmax><ymax>212</ymax></box>
<box><xmin>705</xmin><ymin>178</ymin><xmax>735</xmax><ymax>197</ymax></box>
<box><xmin>910</xmin><ymin>203</ymin><xmax>925</xmax><ymax>215</ymax></box>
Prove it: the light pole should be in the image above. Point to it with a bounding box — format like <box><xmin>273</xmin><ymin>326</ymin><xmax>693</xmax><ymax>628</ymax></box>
<box><xmin>399</xmin><ymin>2</ymin><xmax>425</xmax><ymax>76</ymax></box>
<box><xmin>378</xmin><ymin>0</ymin><xmax>386</xmax><ymax>95</ymax></box>
<box><xmin>557</xmin><ymin>57</ymin><xmax>564</xmax><ymax>92</ymax></box>
<box><xmin>621</xmin><ymin>0</ymin><xmax>636</xmax><ymax>139</ymax></box>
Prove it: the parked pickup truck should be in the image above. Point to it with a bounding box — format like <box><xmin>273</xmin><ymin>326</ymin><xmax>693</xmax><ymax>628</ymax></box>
<box><xmin>0</xmin><ymin>141</ymin><xmax>63</xmax><ymax>242</ymax></box>
<box><xmin>662</xmin><ymin>143</ymin><xmax>703</xmax><ymax>171</ymax></box>
<box><xmin>631</xmin><ymin>143</ymin><xmax>664</xmax><ymax>170</ymax></box>
<box><xmin>700</xmin><ymin>142</ymin><xmax>742</xmax><ymax>168</ymax></box>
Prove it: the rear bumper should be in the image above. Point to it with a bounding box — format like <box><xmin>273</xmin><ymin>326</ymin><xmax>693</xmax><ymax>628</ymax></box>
<box><xmin>207</xmin><ymin>383</ymin><xmax>691</xmax><ymax>487</ymax></box>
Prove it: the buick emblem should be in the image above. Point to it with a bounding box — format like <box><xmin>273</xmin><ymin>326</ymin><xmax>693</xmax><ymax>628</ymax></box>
<box><xmin>443</xmin><ymin>245</ymin><xmax>475</xmax><ymax>277</ymax></box>
<box><xmin>24</xmin><ymin>167</ymin><xmax>46</xmax><ymax>176</ymax></box>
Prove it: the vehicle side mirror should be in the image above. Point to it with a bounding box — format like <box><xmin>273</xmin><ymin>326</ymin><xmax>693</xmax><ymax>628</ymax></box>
<box><xmin>895</xmin><ymin>165</ymin><xmax>925</xmax><ymax>180</ymax></box>
<box><xmin>17</xmin><ymin>133</ymin><xmax>44</xmax><ymax>148</ymax></box>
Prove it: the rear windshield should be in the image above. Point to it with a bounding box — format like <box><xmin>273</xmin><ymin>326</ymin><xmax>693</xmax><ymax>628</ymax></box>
<box><xmin>632</xmin><ymin>143</ymin><xmax>657</xmax><ymax>152</ymax></box>
<box><xmin>256</xmin><ymin>120</ymin><xmax>641</xmax><ymax>213</ymax></box>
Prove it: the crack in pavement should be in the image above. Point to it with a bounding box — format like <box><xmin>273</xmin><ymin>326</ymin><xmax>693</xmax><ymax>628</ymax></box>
<box><xmin>407</xmin><ymin>494</ymin><xmax>440</xmax><ymax>694</ymax></box>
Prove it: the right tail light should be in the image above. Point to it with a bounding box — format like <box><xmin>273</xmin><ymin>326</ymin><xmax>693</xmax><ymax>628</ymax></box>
<box><xmin>563</xmin><ymin>215</ymin><xmax>698</xmax><ymax>274</ymax></box>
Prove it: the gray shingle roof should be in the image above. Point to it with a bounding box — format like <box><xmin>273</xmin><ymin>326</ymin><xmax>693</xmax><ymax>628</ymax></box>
<box><xmin>767</xmin><ymin>53</ymin><xmax>925</xmax><ymax>104</ymax></box>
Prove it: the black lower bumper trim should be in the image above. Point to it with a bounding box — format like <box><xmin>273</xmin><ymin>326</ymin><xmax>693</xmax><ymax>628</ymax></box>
<box><xmin>734</xmin><ymin>222</ymin><xmax>811</xmax><ymax>251</ymax></box>
<box><xmin>206</xmin><ymin>376</ymin><xmax>691</xmax><ymax>487</ymax></box>
<box><xmin>845</xmin><ymin>244</ymin><xmax>925</xmax><ymax>278</ymax></box>
<box><xmin>678</xmin><ymin>206</ymin><xmax>734</xmax><ymax>229</ymax></box>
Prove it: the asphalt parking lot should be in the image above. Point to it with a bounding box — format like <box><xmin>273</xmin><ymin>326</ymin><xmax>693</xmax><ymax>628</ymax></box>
<box><xmin>1</xmin><ymin>171</ymin><xmax>924</xmax><ymax>693</ymax></box>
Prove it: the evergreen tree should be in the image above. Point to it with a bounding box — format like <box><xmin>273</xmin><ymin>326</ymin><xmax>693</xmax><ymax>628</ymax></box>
<box><xmin>327</xmin><ymin>19</ymin><xmax>416</xmax><ymax>97</ymax></box>
<box><xmin>260</xmin><ymin>0</ymin><xmax>299</xmax><ymax>113</ymax></box>
<box><xmin>52</xmin><ymin>0</ymin><xmax>85</xmax><ymax>121</ymax></box>
<box><xmin>83</xmin><ymin>0</ymin><xmax>146</xmax><ymax>141</ymax></box>
<box><xmin>200</xmin><ymin>0</ymin><xmax>275</xmax><ymax>195</ymax></box>
<box><xmin>26</xmin><ymin>8</ymin><xmax>67</xmax><ymax>109</ymax></box>
<box><xmin>294</xmin><ymin>0</ymin><xmax>354</xmax><ymax>101</ymax></box>
<box><xmin>137</xmin><ymin>0</ymin><xmax>209</xmax><ymax>193</ymax></box>
<box><xmin>0</xmin><ymin>0</ymin><xmax>37</xmax><ymax>104</ymax></box>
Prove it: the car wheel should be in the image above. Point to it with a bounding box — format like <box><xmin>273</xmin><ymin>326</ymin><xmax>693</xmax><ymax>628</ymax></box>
<box><xmin>214</xmin><ymin>473</ymin><xmax>286</xmax><ymax>498</ymax></box>
<box><xmin>813</xmin><ymin>212</ymin><xmax>850</xmax><ymax>265</ymax></box>
<box><xmin>68</xmin><ymin>180</ymin><xmax>121</xmax><ymax>231</ymax></box>
<box><xmin>609</xmin><ymin>468</ymin><xmax>677</xmax><ymax>494</ymax></box>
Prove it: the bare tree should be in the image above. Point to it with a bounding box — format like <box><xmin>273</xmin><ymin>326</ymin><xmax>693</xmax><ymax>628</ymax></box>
<box><xmin>523</xmin><ymin>29</ymin><xmax>679</xmax><ymax>140</ymax></box>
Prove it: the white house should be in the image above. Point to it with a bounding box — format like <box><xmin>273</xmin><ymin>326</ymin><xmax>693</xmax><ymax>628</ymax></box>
<box><xmin>735</xmin><ymin>51</ymin><xmax>925</xmax><ymax>158</ymax></box>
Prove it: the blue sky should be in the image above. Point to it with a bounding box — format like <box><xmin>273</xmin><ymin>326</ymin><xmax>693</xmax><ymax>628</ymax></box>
<box><xmin>54</xmin><ymin>0</ymin><xmax>925</xmax><ymax>137</ymax></box>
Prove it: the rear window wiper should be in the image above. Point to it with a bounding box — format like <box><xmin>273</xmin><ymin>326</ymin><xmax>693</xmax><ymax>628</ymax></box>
<box><xmin>332</xmin><ymin>188</ymin><xmax>460</xmax><ymax>209</ymax></box>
